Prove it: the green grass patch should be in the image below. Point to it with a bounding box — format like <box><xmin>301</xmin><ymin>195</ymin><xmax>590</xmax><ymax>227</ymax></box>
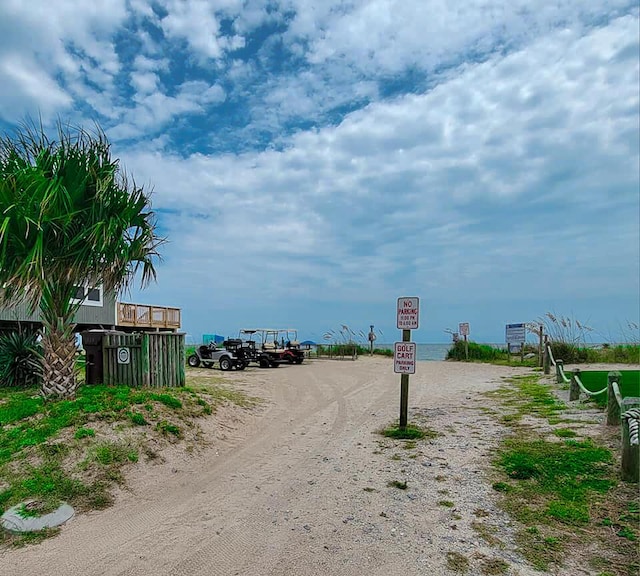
<box><xmin>0</xmin><ymin>377</ymin><xmax>256</xmax><ymax>538</ymax></box>
<box><xmin>387</xmin><ymin>480</ymin><xmax>407</xmax><ymax>490</ymax></box>
<box><xmin>0</xmin><ymin>392</ymin><xmax>42</xmax><ymax>425</ymax></box>
<box><xmin>471</xmin><ymin>521</ymin><xmax>503</xmax><ymax>547</ymax></box>
<box><xmin>446</xmin><ymin>550</ymin><xmax>470</xmax><ymax>573</ymax></box>
<box><xmin>479</xmin><ymin>557</ymin><xmax>510</xmax><ymax>575</ymax></box>
<box><xmin>156</xmin><ymin>421</ymin><xmax>181</xmax><ymax>437</ymax></box>
<box><xmin>514</xmin><ymin>527</ymin><xmax>565</xmax><ymax>571</ymax></box>
<box><xmin>496</xmin><ymin>437</ymin><xmax>613</xmax><ymax>525</ymax></box>
<box><xmin>438</xmin><ymin>499</ymin><xmax>455</xmax><ymax>507</ymax></box>
<box><xmin>486</xmin><ymin>374</ymin><xmax>565</xmax><ymax>423</ymax></box>
<box><xmin>380</xmin><ymin>423</ymin><xmax>437</xmax><ymax>440</ymax></box>
<box><xmin>0</xmin><ymin>383</ymin><xmax>252</xmax><ymax>467</ymax></box>
<box><xmin>150</xmin><ymin>393</ymin><xmax>182</xmax><ymax>410</ymax></box>
<box><xmin>129</xmin><ymin>412</ymin><xmax>148</xmax><ymax>426</ymax></box>
<box><xmin>488</xmin><ymin>370</ymin><xmax>639</xmax><ymax>573</ymax></box>
<box><xmin>1</xmin><ymin>526</ymin><xmax>61</xmax><ymax>547</ymax></box>
<box><xmin>94</xmin><ymin>441</ymin><xmax>138</xmax><ymax>465</ymax></box>
<box><xmin>74</xmin><ymin>427</ymin><xmax>95</xmax><ymax>440</ymax></box>
<box><xmin>553</xmin><ymin>428</ymin><xmax>577</xmax><ymax>438</ymax></box>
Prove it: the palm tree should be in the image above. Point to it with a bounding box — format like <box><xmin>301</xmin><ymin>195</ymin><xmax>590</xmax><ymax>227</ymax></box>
<box><xmin>0</xmin><ymin>120</ymin><xmax>164</xmax><ymax>399</ymax></box>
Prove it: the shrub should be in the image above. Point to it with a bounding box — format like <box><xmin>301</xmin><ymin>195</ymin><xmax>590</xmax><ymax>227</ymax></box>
<box><xmin>446</xmin><ymin>340</ymin><xmax>503</xmax><ymax>361</ymax></box>
<box><xmin>548</xmin><ymin>342</ymin><xmax>590</xmax><ymax>364</ymax></box>
<box><xmin>0</xmin><ymin>330</ymin><xmax>43</xmax><ymax>387</ymax></box>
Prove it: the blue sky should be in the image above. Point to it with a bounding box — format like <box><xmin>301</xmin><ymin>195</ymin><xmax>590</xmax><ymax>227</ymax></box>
<box><xmin>0</xmin><ymin>0</ymin><xmax>638</xmax><ymax>344</ymax></box>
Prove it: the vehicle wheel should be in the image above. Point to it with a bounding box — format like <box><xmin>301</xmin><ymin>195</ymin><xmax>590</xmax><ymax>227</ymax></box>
<box><xmin>259</xmin><ymin>356</ymin><xmax>270</xmax><ymax>368</ymax></box>
<box><xmin>270</xmin><ymin>361</ymin><xmax>280</xmax><ymax>368</ymax></box>
<box><xmin>219</xmin><ymin>357</ymin><xmax>232</xmax><ymax>371</ymax></box>
<box><xmin>187</xmin><ymin>354</ymin><xmax>200</xmax><ymax>368</ymax></box>
<box><xmin>296</xmin><ymin>358</ymin><xmax>303</xmax><ymax>364</ymax></box>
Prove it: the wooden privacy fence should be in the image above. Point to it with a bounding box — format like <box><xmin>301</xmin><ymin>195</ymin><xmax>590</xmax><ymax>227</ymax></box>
<box><xmin>544</xmin><ymin>340</ymin><xmax>640</xmax><ymax>482</ymax></box>
<box><xmin>101</xmin><ymin>332</ymin><xmax>185</xmax><ymax>388</ymax></box>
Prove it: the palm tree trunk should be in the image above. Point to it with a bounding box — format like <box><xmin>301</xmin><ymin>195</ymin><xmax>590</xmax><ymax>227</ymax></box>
<box><xmin>40</xmin><ymin>320</ymin><xmax>78</xmax><ymax>399</ymax></box>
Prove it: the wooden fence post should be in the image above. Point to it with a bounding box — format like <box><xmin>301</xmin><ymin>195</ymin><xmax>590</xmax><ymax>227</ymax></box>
<box><xmin>621</xmin><ymin>399</ymin><xmax>640</xmax><ymax>483</ymax></box>
<box><xmin>569</xmin><ymin>369</ymin><xmax>580</xmax><ymax>401</ymax></box>
<box><xmin>141</xmin><ymin>333</ymin><xmax>150</xmax><ymax>387</ymax></box>
<box><xmin>538</xmin><ymin>325</ymin><xmax>543</xmax><ymax>367</ymax></box>
<box><xmin>607</xmin><ymin>371</ymin><xmax>622</xmax><ymax>426</ymax></box>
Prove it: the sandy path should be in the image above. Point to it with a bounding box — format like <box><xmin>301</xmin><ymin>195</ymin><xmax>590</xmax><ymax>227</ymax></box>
<box><xmin>1</xmin><ymin>358</ymin><xmax>541</xmax><ymax>575</ymax></box>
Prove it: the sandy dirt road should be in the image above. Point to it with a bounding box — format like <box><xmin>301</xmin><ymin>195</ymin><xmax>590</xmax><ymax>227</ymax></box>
<box><xmin>2</xmin><ymin>358</ymin><xmax>541</xmax><ymax>576</ymax></box>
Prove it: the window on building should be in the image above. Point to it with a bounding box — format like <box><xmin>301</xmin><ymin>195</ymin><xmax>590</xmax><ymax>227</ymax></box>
<box><xmin>87</xmin><ymin>287</ymin><xmax>101</xmax><ymax>302</ymax></box>
<box><xmin>70</xmin><ymin>284</ymin><xmax>103</xmax><ymax>307</ymax></box>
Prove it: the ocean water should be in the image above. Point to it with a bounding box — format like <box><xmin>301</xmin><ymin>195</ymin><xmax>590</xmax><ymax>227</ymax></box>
<box><xmin>375</xmin><ymin>343</ymin><xmax>452</xmax><ymax>361</ymax></box>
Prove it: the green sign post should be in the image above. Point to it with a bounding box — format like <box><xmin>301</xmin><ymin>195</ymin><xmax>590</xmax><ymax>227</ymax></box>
<box><xmin>395</xmin><ymin>297</ymin><xmax>419</xmax><ymax>430</ymax></box>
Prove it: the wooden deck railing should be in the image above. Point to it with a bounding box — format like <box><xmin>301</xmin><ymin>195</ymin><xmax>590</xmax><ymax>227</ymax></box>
<box><xmin>117</xmin><ymin>303</ymin><xmax>181</xmax><ymax>330</ymax></box>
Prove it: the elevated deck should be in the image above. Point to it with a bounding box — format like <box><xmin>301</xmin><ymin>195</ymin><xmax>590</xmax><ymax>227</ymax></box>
<box><xmin>117</xmin><ymin>303</ymin><xmax>181</xmax><ymax>330</ymax></box>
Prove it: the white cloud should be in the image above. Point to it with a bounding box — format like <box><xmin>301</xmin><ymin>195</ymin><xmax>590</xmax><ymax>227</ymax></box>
<box><xmin>131</xmin><ymin>71</ymin><xmax>160</xmax><ymax>95</ymax></box>
<box><xmin>285</xmin><ymin>0</ymin><xmax>635</xmax><ymax>75</ymax></box>
<box><xmin>0</xmin><ymin>53</ymin><xmax>73</xmax><ymax>117</ymax></box>
<box><xmin>109</xmin><ymin>80</ymin><xmax>226</xmax><ymax>139</ymax></box>
<box><xmin>121</xmin><ymin>13</ymin><xmax>639</xmax><ymax>327</ymax></box>
<box><xmin>158</xmin><ymin>0</ymin><xmax>246</xmax><ymax>60</ymax></box>
<box><xmin>0</xmin><ymin>0</ymin><xmax>128</xmax><ymax>122</ymax></box>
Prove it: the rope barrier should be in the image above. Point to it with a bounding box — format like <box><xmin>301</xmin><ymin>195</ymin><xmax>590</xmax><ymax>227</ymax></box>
<box><xmin>612</xmin><ymin>381</ymin><xmax>623</xmax><ymax>409</ymax></box>
<box><xmin>558</xmin><ymin>363</ymin><xmax>570</xmax><ymax>384</ymax></box>
<box><xmin>547</xmin><ymin>345</ymin><xmax>556</xmax><ymax>367</ymax></box>
<box><xmin>573</xmin><ymin>373</ymin><xmax>608</xmax><ymax>397</ymax></box>
<box><xmin>622</xmin><ymin>408</ymin><xmax>640</xmax><ymax>446</ymax></box>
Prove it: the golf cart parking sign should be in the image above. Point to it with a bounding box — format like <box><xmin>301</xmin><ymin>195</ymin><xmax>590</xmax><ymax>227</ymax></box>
<box><xmin>394</xmin><ymin>342</ymin><xmax>416</xmax><ymax>374</ymax></box>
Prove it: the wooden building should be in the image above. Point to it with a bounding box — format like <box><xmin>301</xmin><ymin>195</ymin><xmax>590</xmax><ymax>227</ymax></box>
<box><xmin>0</xmin><ymin>284</ymin><xmax>181</xmax><ymax>333</ymax></box>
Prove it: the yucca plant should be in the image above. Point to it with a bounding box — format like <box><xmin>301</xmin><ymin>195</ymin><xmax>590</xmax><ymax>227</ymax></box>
<box><xmin>0</xmin><ymin>120</ymin><xmax>164</xmax><ymax>399</ymax></box>
<box><xmin>0</xmin><ymin>329</ymin><xmax>43</xmax><ymax>387</ymax></box>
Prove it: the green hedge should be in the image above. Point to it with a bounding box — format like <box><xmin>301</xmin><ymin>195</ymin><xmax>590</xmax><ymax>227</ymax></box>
<box><xmin>550</xmin><ymin>343</ymin><xmax>640</xmax><ymax>365</ymax></box>
<box><xmin>446</xmin><ymin>341</ymin><xmax>504</xmax><ymax>361</ymax></box>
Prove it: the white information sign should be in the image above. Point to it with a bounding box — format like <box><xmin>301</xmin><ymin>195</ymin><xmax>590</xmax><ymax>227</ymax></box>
<box><xmin>459</xmin><ymin>322</ymin><xmax>469</xmax><ymax>337</ymax></box>
<box><xmin>394</xmin><ymin>342</ymin><xmax>416</xmax><ymax>374</ymax></box>
<box><xmin>117</xmin><ymin>347</ymin><xmax>131</xmax><ymax>364</ymax></box>
<box><xmin>397</xmin><ymin>297</ymin><xmax>420</xmax><ymax>329</ymax></box>
<box><xmin>505</xmin><ymin>323</ymin><xmax>526</xmax><ymax>344</ymax></box>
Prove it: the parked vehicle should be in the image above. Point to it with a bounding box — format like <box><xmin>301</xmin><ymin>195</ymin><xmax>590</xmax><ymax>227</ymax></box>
<box><xmin>272</xmin><ymin>329</ymin><xmax>304</xmax><ymax>364</ymax></box>
<box><xmin>187</xmin><ymin>341</ymin><xmax>245</xmax><ymax>371</ymax></box>
<box><xmin>284</xmin><ymin>329</ymin><xmax>305</xmax><ymax>364</ymax></box>
<box><xmin>237</xmin><ymin>330</ymin><xmax>280</xmax><ymax>368</ymax></box>
<box><xmin>241</xmin><ymin>328</ymin><xmax>304</xmax><ymax>365</ymax></box>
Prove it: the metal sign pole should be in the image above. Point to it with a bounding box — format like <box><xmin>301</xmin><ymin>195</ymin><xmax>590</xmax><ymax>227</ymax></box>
<box><xmin>399</xmin><ymin>328</ymin><xmax>411</xmax><ymax>429</ymax></box>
